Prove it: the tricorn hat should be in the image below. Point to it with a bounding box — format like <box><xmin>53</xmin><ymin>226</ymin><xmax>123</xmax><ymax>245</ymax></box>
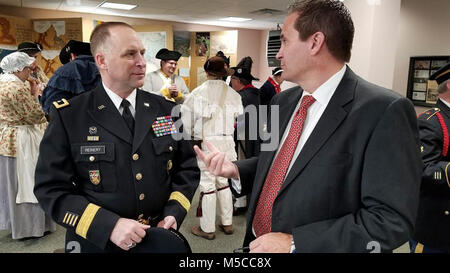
<box><xmin>129</xmin><ymin>227</ymin><xmax>191</xmax><ymax>253</ymax></box>
<box><xmin>230</xmin><ymin>66</ymin><xmax>259</xmax><ymax>81</ymax></box>
<box><xmin>430</xmin><ymin>62</ymin><xmax>450</xmax><ymax>85</ymax></box>
<box><xmin>155</xmin><ymin>48</ymin><xmax>182</xmax><ymax>61</ymax></box>
<box><xmin>17</xmin><ymin>42</ymin><xmax>42</xmax><ymax>55</ymax></box>
<box><xmin>204</xmin><ymin>56</ymin><xmax>231</xmax><ymax>78</ymax></box>
<box><xmin>59</xmin><ymin>40</ymin><xmax>92</xmax><ymax>64</ymax></box>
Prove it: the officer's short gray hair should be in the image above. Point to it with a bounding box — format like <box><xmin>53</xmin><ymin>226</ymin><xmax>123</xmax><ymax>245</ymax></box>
<box><xmin>438</xmin><ymin>79</ymin><xmax>450</xmax><ymax>94</ymax></box>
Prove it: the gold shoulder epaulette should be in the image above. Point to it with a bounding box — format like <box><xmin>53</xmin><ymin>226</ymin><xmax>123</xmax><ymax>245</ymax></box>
<box><xmin>419</xmin><ymin>108</ymin><xmax>440</xmax><ymax>120</ymax></box>
<box><xmin>53</xmin><ymin>98</ymin><xmax>70</xmax><ymax>109</ymax></box>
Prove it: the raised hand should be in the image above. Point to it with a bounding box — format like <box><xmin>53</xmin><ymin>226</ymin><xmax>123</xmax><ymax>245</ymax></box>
<box><xmin>193</xmin><ymin>141</ymin><xmax>239</xmax><ymax>179</ymax></box>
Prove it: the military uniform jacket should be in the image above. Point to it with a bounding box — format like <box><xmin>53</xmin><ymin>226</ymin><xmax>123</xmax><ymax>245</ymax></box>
<box><xmin>236</xmin><ymin>67</ymin><xmax>422</xmax><ymax>252</ymax></box>
<box><xmin>413</xmin><ymin>99</ymin><xmax>450</xmax><ymax>251</ymax></box>
<box><xmin>34</xmin><ymin>85</ymin><xmax>200</xmax><ymax>253</ymax></box>
<box><xmin>236</xmin><ymin>86</ymin><xmax>261</xmax><ymax>158</ymax></box>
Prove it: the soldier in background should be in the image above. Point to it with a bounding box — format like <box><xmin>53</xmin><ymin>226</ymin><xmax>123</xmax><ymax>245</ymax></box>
<box><xmin>411</xmin><ymin>62</ymin><xmax>450</xmax><ymax>253</ymax></box>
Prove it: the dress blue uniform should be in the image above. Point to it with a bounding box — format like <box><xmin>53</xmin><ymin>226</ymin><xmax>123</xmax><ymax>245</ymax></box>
<box><xmin>34</xmin><ymin>85</ymin><xmax>200</xmax><ymax>253</ymax></box>
<box><xmin>412</xmin><ymin>62</ymin><xmax>450</xmax><ymax>253</ymax></box>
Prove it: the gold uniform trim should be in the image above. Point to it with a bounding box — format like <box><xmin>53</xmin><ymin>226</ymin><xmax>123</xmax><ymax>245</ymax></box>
<box><xmin>414</xmin><ymin>242</ymin><xmax>424</xmax><ymax>253</ymax></box>
<box><xmin>63</xmin><ymin>213</ymin><xmax>69</xmax><ymax>224</ymax></box>
<box><xmin>435</xmin><ymin>69</ymin><xmax>450</xmax><ymax>81</ymax></box>
<box><xmin>169</xmin><ymin>191</ymin><xmax>190</xmax><ymax>212</ymax></box>
<box><xmin>426</xmin><ymin>108</ymin><xmax>440</xmax><ymax>120</ymax></box>
<box><xmin>446</xmin><ymin>163</ymin><xmax>450</xmax><ymax>188</ymax></box>
<box><xmin>53</xmin><ymin>98</ymin><xmax>70</xmax><ymax>109</ymax></box>
<box><xmin>75</xmin><ymin>203</ymin><xmax>101</xmax><ymax>239</ymax></box>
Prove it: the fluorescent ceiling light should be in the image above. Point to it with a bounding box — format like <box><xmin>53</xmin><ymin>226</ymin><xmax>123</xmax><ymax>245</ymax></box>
<box><xmin>219</xmin><ymin>17</ymin><xmax>252</xmax><ymax>22</ymax></box>
<box><xmin>99</xmin><ymin>2</ymin><xmax>137</xmax><ymax>10</ymax></box>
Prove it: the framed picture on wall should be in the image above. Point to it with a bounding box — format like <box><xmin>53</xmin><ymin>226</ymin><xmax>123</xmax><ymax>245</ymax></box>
<box><xmin>407</xmin><ymin>56</ymin><xmax>450</xmax><ymax>107</ymax></box>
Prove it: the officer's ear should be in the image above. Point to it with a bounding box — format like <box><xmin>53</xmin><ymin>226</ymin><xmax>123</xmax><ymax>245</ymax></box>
<box><xmin>95</xmin><ymin>52</ymin><xmax>107</xmax><ymax>70</ymax></box>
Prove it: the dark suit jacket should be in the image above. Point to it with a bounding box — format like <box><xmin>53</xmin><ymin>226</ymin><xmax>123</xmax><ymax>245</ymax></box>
<box><xmin>34</xmin><ymin>85</ymin><xmax>199</xmax><ymax>253</ymax></box>
<box><xmin>236</xmin><ymin>67</ymin><xmax>422</xmax><ymax>252</ymax></box>
<box><xmin>413</xmin><ymin>100</ymin><xmax>450</xmax><ymax>251</ymax></box>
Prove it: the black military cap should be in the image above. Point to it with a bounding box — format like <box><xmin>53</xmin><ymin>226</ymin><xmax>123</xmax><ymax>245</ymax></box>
<box><xmin>59</xmin><ymin>40</ymin><xmax>92</xmax><ymax>65</ymax></box>
<box><xmin>156</xmin><ymin>48</ymin><xmax>182</xmax><ymax>61</ymax></box>
<box><xmin>272</xmin><ymin>67</ymin><xmax>283</xmax><ymax>76</ymax></box>
<box><xmin>231</xmin><ymin>66</ymin><xmax>259</xmax><ymax>81</ymax></box>
<box><xmin>430</xmin><ymin>62</ymin><xmax>450</xmax><ymax>85</ymax></box>
<box><xmin>129</xmin><ymin>227</ymin><xmax>191</xmax><ymax>253</ymax></box>
<box><xmin>17</xmin><ymin>42</ymin><xmax>42</xmax><ymax>55</ymax></box>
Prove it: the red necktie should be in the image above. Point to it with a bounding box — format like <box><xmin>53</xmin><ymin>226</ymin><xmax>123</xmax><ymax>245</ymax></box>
<box><xmin>253</xmin><ymin>95</ymin><xmax>316</xmax><ymax>237</ymax></box>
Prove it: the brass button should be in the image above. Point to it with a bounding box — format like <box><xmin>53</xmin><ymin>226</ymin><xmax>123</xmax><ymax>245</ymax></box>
<box><xmin>445</xmin><ymin>211</ymin><xmax>449</xmax><ymax>216</ymax></box>
<box><xmin>169</xmin><ymin>146</ymin><xmax>173</xmax><ymax>152</ymax></box>
<box><xmin>139</xmin><ymin>193</ymin><xmax>145</xmax><ymax>200</ymax></box>
<box><xmin>132</xmin><ymin>154</ymin><xmax>139</xmax><ymax>161</ymax></box>
<box><xmin>89</xmin><ymin>156</ymin><xmax>95</xmax><ymax>162</ymax></box>
<box><xmin>136</xmin><ymin>173</ymin><xmax>143</xmax><ymax>181</ymax></box>
<box><xmin>167</xmin><ymin>160</ymin><xmax>173</xmax><ymax>171</ymax></box>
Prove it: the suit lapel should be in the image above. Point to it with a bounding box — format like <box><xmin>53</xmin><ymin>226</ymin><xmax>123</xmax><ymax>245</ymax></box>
<box><xmin>87</xmin><ymin>86</ymin><xmax>133</xmax><ymax>145</ymax></box>
<box><xmin>278</xmin><ymin>67</ymin><xmax>357</xmax><ymax>194</ymax></box>
<box><xmin>132</xmin><ymin>90</ymin><xmax>159</xmax><ymax>153</ymax></box>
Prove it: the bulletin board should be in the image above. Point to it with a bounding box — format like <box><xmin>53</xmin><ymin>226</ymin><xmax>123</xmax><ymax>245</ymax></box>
<box><xmin>406</xmin><ymin>56</ymin><xmax>450</xmax><ymax>107</ymax></box>
<box><xmin>189</xmin><ymin>30</ymin><xmax>238</xmax><ymax>90</ymax></box>
<box><xmin>32</xmin><ymin>18</ymin><xmax>83</xmax><ymax>77</ymax></box>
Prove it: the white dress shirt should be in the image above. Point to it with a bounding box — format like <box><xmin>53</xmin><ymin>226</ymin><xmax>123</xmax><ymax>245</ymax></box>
<box><xmin>275</xmin><ymin>65</ymin><xmax>347</xmax><ymax>174</ymax></box>
<box><xmin>103</xmin><ymin>82</ymin><xmax>137</xmax><ymax>118</ymax></box>
<box><xmin>440</xmin><ymin>98</ymin><xmax>450</xmax><ymax>109</ymax></box>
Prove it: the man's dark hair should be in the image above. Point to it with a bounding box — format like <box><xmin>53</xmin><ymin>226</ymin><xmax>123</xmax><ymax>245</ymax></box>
<box><xmin>90</xmin><ymin>22</ymin><xmax>134</xmax><ymax>55</ymax></box>
<box><xmin>288</xmin><ymin>0</ymin><xmax>354</xmax><ymax>62</ymax></box>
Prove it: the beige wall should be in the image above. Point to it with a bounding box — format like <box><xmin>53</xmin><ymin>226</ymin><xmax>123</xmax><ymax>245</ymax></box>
<box><xmin>236</xmin><ymin>29</ymin><xmax>264</xmax><ymax>81</ymax></box>
<box><xmin>393</xmin><ymin>0</ymin><xmax>450</xmax><ymax>113</ymax></box>
<box><xmin>345</xmin><ymin>0</ymin><xmax>402</xmax><ymax>90</ymax></box>
<box><xmin>0</xmin><ymin>4</ymin><xmax>266</xmax><ymax>89</ymax></box>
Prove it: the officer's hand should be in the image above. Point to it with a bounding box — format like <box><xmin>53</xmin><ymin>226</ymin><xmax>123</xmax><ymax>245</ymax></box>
<box><xmin>157</xmin><ymin>215</ymin><xmax>177</xmax><ymax>230</ymax></box>
<box><xmin>194</xmin><ymin>141</ymin><xmax>239</xmax><ymax>179</ymax></box>
<box><xmin>110</xmin><ymin>218</ymin><xmax>150</xmax><ymax>251</ymax></box>
<box><xmin>249</xmin><ymin>232</ymin><xmax>292</xmax><ymax>253</ymax></box>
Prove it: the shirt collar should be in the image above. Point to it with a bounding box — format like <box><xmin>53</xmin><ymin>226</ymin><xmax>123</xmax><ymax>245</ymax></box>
<box><xmin>102</xmin><ymin>82</ymin><xmax>137</xmax><ymax>111</ymax></box>
<box><xmin>302</xmin><ymin>65</ymin><xmax>347</xmax><ymax>106</ymax></box>
<box><xmin>440</xmin><ymin>98</ymin><xmax>450</xmax><ymax>109</ymax></box>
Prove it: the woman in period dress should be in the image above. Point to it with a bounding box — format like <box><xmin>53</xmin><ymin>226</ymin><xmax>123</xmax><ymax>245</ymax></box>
<box><xmin>0</xmin><ymin>52</ymin><xmax>56</xmax><ymax>239</ymax></box>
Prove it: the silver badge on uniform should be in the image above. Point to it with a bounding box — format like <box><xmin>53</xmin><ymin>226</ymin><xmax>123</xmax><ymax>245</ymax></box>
<box><xmin>89</xmin><ymin>126</ymin><xmax>97</xmax><ymax>135</ymax></box>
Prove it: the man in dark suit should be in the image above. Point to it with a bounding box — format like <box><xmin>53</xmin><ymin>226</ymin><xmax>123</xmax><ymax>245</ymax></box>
<box><xmin>34</xmin><ymin>22</ymin><xmax>199</xmax><ymax>253</ymax></box>
<box><xmin>411</xmin><ymin>62</ymin><xmax>450</xmax><ymax>253</ymax></box>
<box><xmin>195</xmin><ymin>0</ymin><xmax>422</xmax><ymax>253</ymax></box>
